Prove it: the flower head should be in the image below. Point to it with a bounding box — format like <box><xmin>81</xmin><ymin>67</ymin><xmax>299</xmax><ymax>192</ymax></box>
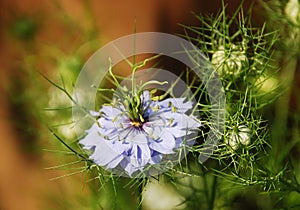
<box><xmin>80</xmin><ymin>90</ymin><xmax>200</xmax><ymax>177</ymax></box>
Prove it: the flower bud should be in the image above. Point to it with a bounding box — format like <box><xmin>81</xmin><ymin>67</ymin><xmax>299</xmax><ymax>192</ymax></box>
<box><xmin>227</xmin><ymin>125</ymin><xmax>251</xmax><ymax>150</ymax></box>
<box><xmin>211</xmin><ymin>44</ymin><xmax>248</xmax><ymax>77</ymax></box>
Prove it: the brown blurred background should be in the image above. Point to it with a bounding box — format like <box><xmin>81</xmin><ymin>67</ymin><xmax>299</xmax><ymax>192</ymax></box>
<box><xmin>0</xmin><ymin>1</ymin><xmax>254</xmax><ymax>209</ymax></box>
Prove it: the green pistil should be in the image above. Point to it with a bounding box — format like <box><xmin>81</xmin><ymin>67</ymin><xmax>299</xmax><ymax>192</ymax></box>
<box><xmin>124</xmin><ymin>92</ymin><xmax>145</xmax><ymax>125</ymax></box>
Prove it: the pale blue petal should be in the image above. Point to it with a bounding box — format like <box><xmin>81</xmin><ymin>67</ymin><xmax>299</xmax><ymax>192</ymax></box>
<box><xmin>80</xmin><ymin>124</ymin><xmax>102</xmax><ymax>149</ymax></box>
<box><xmin>107</xmin><ymin>138</ymin><xmax>132</xmax><ymax>154</ymax></box>
<box><xmin>101</xmin><ymin>105</ymin><xmax>122</xmax><ymax>119</ymax></box>
<box><xmin>127</xmin><ymin>132</ymin><xmax>148</xmax><ymax>144</ymax></box>
<box><xmin>123</xmin><ymin>161</ymin><xmax>138</xmax><ymax>176</ymax></box>
<box><xmin>142</xmin><ymin>123</ymin><xmax>154</xmax><ymax>135</ymax></box>
<box><xmin>125</xmin><ymin>144</ymin><xmax>139</xmax><ymax>168</ymax></box>
<box><xmin>147</xmin><ymin>116</ymin><xmax>167</xmax><ymax>127</ymax></box>
<box><xmin>141</xmin><ymin>90</ymin><xmax>152</xmax><ymax>106</ymax></box>
<box><xmin>89</xmin><ymin>110</ymin><xmax>100</xmax><ymax>117</ymax></box>
<box><xmin>147</xmin><ymin>126</ymin><xmax>164</xmax><ymax>140</ymax></box>
<box><xmin>177</xmin><ymin>115</ymin><xmax>201</xmax><ymax>129</ymax></box>
<box><xmin>98</xmin><ymin>118</ymin><xmax>116</xmax><ymax>129</ymax></box>
<box><xmin>165</xmin><ymin>127</ymin><xmax>188</xmax><ymax>138</ymax></box>
<box><xmin>106</xmin><ymin>155</ymin><xmax>124</xmax><ymax>169</ymax></box>
<box><xmin>149</xmin><ymin>131</ymin><xmax>176</xmax><ymax>154</ymax></box>
<box><xmin>161</xmin><ymin>112</ymin><xmax>200</xmax><ymax>129</ymax></box>
<box><xmin>137</xmin><ymin>143</ymin><xmax>151</xmax><ymax>165</ymax></box>
<box><xmin>155</xmin><ymin>98</ymin><xmax>193</xmax><ymax>113</ymax></box>
<box><xmin>90</xmin><ymin>139</ymin><xmax>123</xmax><ymax>166</ymax></box>
<box><xmin>150</xmin><ymin>151</ymin><xmax>162</xmax><ymax>164</ymax></box>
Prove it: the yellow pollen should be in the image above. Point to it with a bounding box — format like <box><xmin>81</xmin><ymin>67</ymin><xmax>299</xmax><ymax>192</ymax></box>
<box><xmin>171</xmin><ymin>105</ymin><xmax>177</xmax><ymax>113</ymax></box>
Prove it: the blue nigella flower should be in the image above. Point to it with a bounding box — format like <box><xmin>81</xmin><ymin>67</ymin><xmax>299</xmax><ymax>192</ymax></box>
<box><xmin>80</xmin><ymin>90</ymin><xmax>200</xmax><ymax>177</ymax></box>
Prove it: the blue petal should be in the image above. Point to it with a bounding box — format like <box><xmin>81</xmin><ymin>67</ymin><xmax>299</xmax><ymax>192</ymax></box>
<box><xmin>106</xmin><ymin>155</ymin><xmax>124</xmax><ymax>169</ymax></box>
<box><xmin>122</xmin><ymin>161</ymin><xmax>138</xmax><ymax>176</ymax></box>
<box><xmin>101</xmin><ymin>105</ymin><xmax>122</xmax><ymax>119</ymax></box>
<box><xmin>150</xmin><ymin>151</ymin><xmax>162</xmax><ymax>164</ymax></box>
<box><xmin>155</xmin><ymin>98</ymin><xmax>193</xmax><ymax>113</ymax></box>
<box><xmin>90</xmin><ymin>139</ymin><xmax>123</xmax><ymax>166</ymax></box>
<box><xmin>177</xmin><ymin>115</ymin><xmax>201</xmax><ymax>130</ymax></box>
<box><xmin>127</xmin><ymin>132</ymin><xmax>148</xmax><ymax>144</ymax></box>
<box><xmin>81</xmin><ymin>123</ymin><xmax>133</xmax><ymax>166</ymax></box>
<box><xmin>141</xmin><ymin>90</ymin><xmax>151</xmax><ymax>105</ymax></box>
<box><xmin>161</xmin><ymin>112</ymin><xmax>200</xmax><ymax>130</ymax></box>
<box><xmin>149</xmin><ymin>130</ymin><xmax>176</xmax><ymax>154</ymax></box>
<box><xmin>165</xmin><ymin>127</ymin><xmax>188</xmax><ymax>138</ymax></box>
<box><xmin>89</xmin><ymin>110</ymin><xmax>100</xmax><ymax>117</ymax></box>
<box><xmin>147</xmin><ymin>116</ymin><xmax>167</xmax><ymax>127</ymax></box>
<box><xmin>80</xmin><ymin>124</ymin><xmax>101</xmax><ymax>149</ymax></box>
<box><xmin>148</xmin><ymin>126</ymin><xmax>164</xmax><ymax>140</ymax></box>
<box><xmin>137</xmin><ymin>143</ymin><xmax>151</xmax><ymax>165</ymax></box>
<box><xmin>130</xmin><ymin>144</ymin><xmax>143</xmax><ymax>167</ymax></box>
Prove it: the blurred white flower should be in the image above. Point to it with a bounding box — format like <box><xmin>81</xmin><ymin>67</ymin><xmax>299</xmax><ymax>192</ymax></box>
<box><xmin>48</xmin><ymin>87</ymin><xmax>71</xmax><ymax>109</ymax></box>
<box><xmin>57</xmin><ymin>121</ymin><xmax>77</xmax><ymax>140</ymax></box>
<box><xmin>143</xmin><ymin>181</ymin><xmax>185</xmax><ymax>210</ymax></box>
<box><xmin>255</xmin><ymin>74</ymin><xmax>279</xmax><ymax>93</ymax></box>
<box><xmin>285</xmin><ymin>0</ymin><xmax>300</xmax><ymax>24</ymax></box>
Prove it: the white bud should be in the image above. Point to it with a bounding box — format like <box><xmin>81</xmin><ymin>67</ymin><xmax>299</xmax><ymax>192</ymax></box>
<box><xmin>211</xmin><ymin>44</ymin><xmax>248</xmax><ymax>77</ymax></box>
<box><xmin>227</xmin><ymin>125</ymin><xmax>251</xmax><ymax>150</ymax></box>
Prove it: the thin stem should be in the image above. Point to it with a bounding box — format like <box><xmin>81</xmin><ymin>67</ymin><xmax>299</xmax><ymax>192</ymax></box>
<box><xmin>209</xmin><ymin>176</ymin><xmax>218</xmax><ymax>210</ymax></box>
<box><xmin>137</xmin><ymin>179</ymin><xmax>144</xmax><ymax>210</ymax></box>
<box><xmin>281</xmin><ymin>178</ymin><xmax>300</xmax><ymax>194</ymax></box>
<box><xmin>201</xmin><ymin>168</ymin><xmax>210</xmax><ymax>205</ymax></box>
<box><xmin>270</xmin><ymin>55</ymin><xmax>297</xmax><ymax>170</ymax></box>
<box><xmin>49</xmin><ymin>128</ymin><xmax>91</xmax><ymax>162</ymax></box>
<box><xmin>131</xmin><ymin>54</ymin><xmax>161</xmax><ymax>94</ymax></box>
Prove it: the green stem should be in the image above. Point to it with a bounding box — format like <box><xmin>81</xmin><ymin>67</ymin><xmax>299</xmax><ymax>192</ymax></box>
<box><xmin>137</xmin><ymin>179</ymin><xmax>143</xmax><ymax>210</ymax></box>
<box><xmin>131</xmin><ymin>54</ymin><xmax>161</xmax><ymax>94</ymax></box>
<box><xmin>209</xmin><ymin>176</ymin><xmax>218</xmax><ymax>210</ymax></box>
<box><xmin>281</xmin><ymin>177</ymin><xmax>300</xmax><ymax>194</ymax></box>
<box><xmin>201</xmin><ymin>166</ymin><xmax>210</xmax><ymax>205</ymax></box>
<box><xmin>111</xmin><ymin>175</ymin><xmax>117</xmax><ymax>210</ymax></box>
<box><xmin>270</xmin><ymin>55</ymin><xmax>297</xmax><ymax>170</ymax></box>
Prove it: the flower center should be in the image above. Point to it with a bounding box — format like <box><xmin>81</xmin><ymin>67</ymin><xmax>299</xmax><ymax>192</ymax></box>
<box><xmin>130</xmin><ymin>121</ymin><xmax>143</xmax><ymax>128</ymax></box>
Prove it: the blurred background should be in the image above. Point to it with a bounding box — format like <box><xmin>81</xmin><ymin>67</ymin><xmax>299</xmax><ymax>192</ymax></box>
<box><xmin>0</xmin><ymin>0</ymin><xmax>299</xmax><ymax>210</ymax></box>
